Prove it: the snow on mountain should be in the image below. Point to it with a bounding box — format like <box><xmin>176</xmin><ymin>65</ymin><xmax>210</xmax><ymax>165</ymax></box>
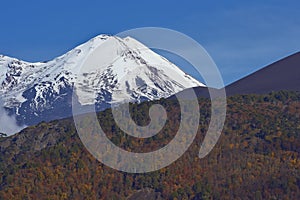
<box><xmin>0</xmin><ymin>34</ymin><xmax>205</xmax><ymax>135</ymax></box>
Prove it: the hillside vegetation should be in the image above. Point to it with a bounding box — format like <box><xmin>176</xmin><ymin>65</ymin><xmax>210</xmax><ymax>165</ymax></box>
<box><xmin>0</xmin><ymin>91</ymin><xmax>299</xmax><ymax>199</ymax></box>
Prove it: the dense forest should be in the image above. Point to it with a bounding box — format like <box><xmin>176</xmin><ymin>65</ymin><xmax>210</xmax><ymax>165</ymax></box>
<box><xmin>0</xmin><ymin>91</ymin><xmax>299</xmax><ymax>199</ymax></box>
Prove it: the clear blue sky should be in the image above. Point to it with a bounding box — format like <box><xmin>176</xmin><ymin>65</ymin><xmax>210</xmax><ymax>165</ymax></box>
<box><xmin>0</xmin><ymin>0</ymin><xmax>299</xmax><ymax>85</ymax></box>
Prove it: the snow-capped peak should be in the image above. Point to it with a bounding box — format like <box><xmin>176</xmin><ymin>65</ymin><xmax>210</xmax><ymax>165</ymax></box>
<box><xmin>0</xmin><ymin>34</ymin><xmax>205</xmax><ymax>134</ymax></box>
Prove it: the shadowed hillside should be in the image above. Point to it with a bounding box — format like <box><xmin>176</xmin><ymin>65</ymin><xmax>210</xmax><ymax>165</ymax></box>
<box><xmin>226</xmin><ymin>52</ymin><xmax>300</xmax><ymax>95</ymax></box>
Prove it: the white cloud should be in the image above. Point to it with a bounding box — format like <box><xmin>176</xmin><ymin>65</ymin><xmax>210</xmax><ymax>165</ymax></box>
<box><xmin>0</xmin><ymin>99</ymin><xmax>26</xmax><ymax>136</ymax></box>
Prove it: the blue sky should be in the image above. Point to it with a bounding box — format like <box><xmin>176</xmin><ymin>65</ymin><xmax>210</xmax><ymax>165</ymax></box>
<box><xmin>0</xmin><ymin>0</ymin><xmax>299</xmax><ymax>85</ymax></box>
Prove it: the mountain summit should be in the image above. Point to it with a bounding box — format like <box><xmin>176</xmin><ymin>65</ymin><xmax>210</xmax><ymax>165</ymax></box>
<box><xmin>0</xmin><ymin>35</ymin><xmax>204</xmax><ymax>134</ymax></box>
